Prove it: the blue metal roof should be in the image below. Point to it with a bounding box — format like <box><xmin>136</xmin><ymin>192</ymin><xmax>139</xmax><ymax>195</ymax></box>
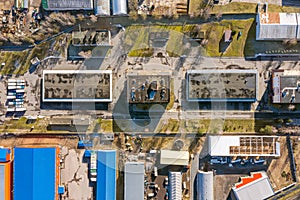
<box><xmin>0</xmin><ymin>148</ymin><xmax>10</xmax><ymax>162</ymax></box>
<box><xmin>96</xmin><ymin>150</ymin><xmax>116</xmax><ymax>200</ymax></box>
<box><xmin>14</xmin><ymin>147</ymin><xmax>57</xmax><ymax>200</ymax></box>
<box><xmin>0</xmin><ymin>165</ymin><xmax>4</xmax><ymax>200</ymax></box>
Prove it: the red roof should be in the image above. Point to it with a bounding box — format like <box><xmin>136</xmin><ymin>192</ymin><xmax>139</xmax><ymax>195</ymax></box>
<box><xmin>235</xmin><ymin>173</ymin><xmax>263</xmax><ymax>189</ymax></box>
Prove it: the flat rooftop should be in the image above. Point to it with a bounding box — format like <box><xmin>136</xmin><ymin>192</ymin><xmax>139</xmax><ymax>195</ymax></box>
<box><xmin>43</xmin><ymin>70</ymin><xmax>112</xmax><ymax>102</ymax></box>
<box><xmin>208</xmin><ymin>136</ymin><xmax>280</xmax><ymax>157</ymax></box>
<box><xmin>72</xmin><ymin>30</ymin><xmax>111</xmax><ymax>46</ymax></box>
<box><xmin>272</xmin><ymin>70</ymin><xmax>300</xmax><ymax>103</ymax></box>
<box><xmin>42</xmin><ymin>0</ymin><xmax>93</xmax><ymax>10</ymax></box>
<box><xmin>187</xmin><ymin>70</ymin><xmax>258</xmax><ymax>102</ymax></box>
<box><xmin>124</xmin><ymin>162</ymin><xmax>144</xmax><ymax>200</ymax></box>
<box><xmin>127</xmin><ymin>73</ymin><xmax>170</xmax><ymax>103</ymax></box>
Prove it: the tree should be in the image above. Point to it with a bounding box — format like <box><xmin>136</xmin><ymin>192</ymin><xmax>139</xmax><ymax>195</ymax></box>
<box><xmin>276</xmin><ymin>118</ymin><xmax>284</xmax><ymax>124</ymax></box>
<box><xmin>128</xmin><ymin>11</ymin><xmax>139</xmax><ymax>21</ymax></box>
<box><xmin>259</xmin><ymin>125</ymin><xmax>273</xmax><ymax>134</ymax></box>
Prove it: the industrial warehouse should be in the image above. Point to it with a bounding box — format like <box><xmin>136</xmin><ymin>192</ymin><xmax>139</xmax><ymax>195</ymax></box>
<box><xmin>272</xmin><ymin>70</ymin><xmax>300</xmax><ymax>103</ymax></box>
<box><xmin>42</xmin><ymin>70</ymin><xmax>112</xmax><ymax>102</ymax></box>
<box><xmin>13</xmin><ymin>146</ymin><xmax>61</xmax><ymax>200</ymax></box>
<box><xmin>127</xmin><ymin>72</ymin><xmax>170</xmax><ymax>104</ymax></box>
<box><xmin>232</xmin><ymin>171</ymin><xmax>274</xmax><ymax>200</ymax></box>
<box><xmin>256</xmin><ymin>10</ymin><xmax>300</xmax><ymax>40</ymax></box>
<box><xmin>208</xmin><ymin>135</ymin><xmax>280</xmax><ymax>157</ymax></box>
<box><xmin>41</xmin><ymin>0</ymin><xmax>127</xmax><ymax>15</ymax></box>
<box><xmin>186</xmin><ymin>70</ymin><xmax>258</xmax><ymax>102</ymax></box>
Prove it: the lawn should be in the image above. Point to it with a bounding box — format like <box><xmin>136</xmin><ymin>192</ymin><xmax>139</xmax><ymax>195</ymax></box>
<box><xmin>188</xmin><ymin>0</ymin><xmax>207</xmax><ymax>15</ymax></box>
<box><xmin>210</xmin><ymin>2</ymin><xmax>257</xmax><ymax>14</ymax></box>
<box><xmin>0</xmin><ymin>42</ymin><xmax>50</xmax><ymax>75</ymax></box>
<box><xmin>125</xmin><ymin>25</ymin><xmax>196</xmax><ymax>57</ymax></box>
<box><xmin>202</xmin><ymin>19</ymin><xmax>254</xmax><ymax>57</ymax></box>
<box><xmin>269</xmin><ymin>4</ymin><xmax>300</xmax><ymax>13</ymax></box>
<box><xmin>166</xmin><ymin>78</ymin><xmax>175</xmax><ymax>110</ymax></box>
<box><xmin>98</xmin><ymin>119</ymin><xmax>113</xmax><ymax>132</ymax></box>
<box><xmin>159</xmin><ymin>119</ymin><xmax>180</xmax><ymax>133</ymax></box>
<box><xmin>0</xmin><ymin>117</ymin><xmax>48</xmax><ymax>133</ymax></box>
<box><xmin>158</xmin><ymin>118</ymin><xmax>256</xmax><ymax>134</ymax></box>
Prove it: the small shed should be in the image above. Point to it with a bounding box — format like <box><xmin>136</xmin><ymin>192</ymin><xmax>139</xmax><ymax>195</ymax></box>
<box><xmin>224</xmin><ymin>29</ymin><xmax>232</xmax><ymax>43</ymax></box>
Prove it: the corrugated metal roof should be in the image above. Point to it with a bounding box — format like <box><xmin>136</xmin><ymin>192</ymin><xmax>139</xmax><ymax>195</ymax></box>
<box><xmin>43</xmin><ymin>0</ymin><xmax>93</xmax><ymax>10</ymax></box>
<box><xmin>0</xmin><ymin>165</ymin><xmax>4</xmax><ymax>200</ymax></box>
<box><xmin>96</xmin><ymin>150</ymin><xmax>116</xmax><ymax>200</ymax></box>
<box><xmin>0</xmin><ymin>163</ymin><xmax>11</xmax><ymax>200</ymax></box>
<box><xmin>112</xmin><ymin>0</ymin><xmax>127</xmax><ymax>15</ymax></box>
<box><xmin>160</xmin><ymin>150</ymin><xmax>189</xmax><ymax>166</ymax></box>
<box><xmin>124</xmin><ymin>162</ymin><xmax>144</xmax><ymax>200</ymax></box>
<box><xmin>257</xmin><ymin>12</ymin><xmax>300</xmax><ymax>40</ymax></box>
<box><xmin>169</xmin><ymin>172</ymin><xmax>182</xmax><ymax>200</ymax></box>
<box><xmin>232</xmin><ymin>171</ymin><xmax>274</xmax><ymax>200</ymax></box>
<box><xmin>95</xmin><ymin>0</ymin><xmax>110</xmax><ymax>15</ymax></box>
<box><xmin>14</xmin><ymin>147</ymin><xmax>57</xmax><ymax>200</ymax></box>
<box><xmin>0</xmin><ymin>148</ymin><xmax>10</xmax><ymax>162</ymax></box>
<box><xmin>197</xmin><ymin>171</ymin><xmax>214</xmax><ymax>200</ymax></box>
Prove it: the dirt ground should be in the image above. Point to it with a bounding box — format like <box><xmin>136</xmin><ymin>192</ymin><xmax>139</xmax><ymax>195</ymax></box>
<box><xmin>0</xmin><ymin>137</ymin><xmax>78</xmax><ymax>149</ymax></box>
<box><xmin>267</xmin><ymin>137</ymin><xmax>293</xmax><ymax>191</ymax></box>
<box><xmin>214</xmin><ymin>174</ymin><xmax>241</xmax><ymax>200</ymax></box>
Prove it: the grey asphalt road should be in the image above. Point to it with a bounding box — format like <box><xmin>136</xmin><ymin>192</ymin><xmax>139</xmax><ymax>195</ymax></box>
<box><xmin>190</xmin><ymin>153</ymin><xmax>199</xmax><ymax>200</ymax></box>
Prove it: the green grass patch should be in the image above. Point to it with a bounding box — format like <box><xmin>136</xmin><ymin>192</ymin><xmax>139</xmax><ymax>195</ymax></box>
<box><xmin>269</xmin><ymin>4</ymin><xmax>300</xmax><ymax>13</ymax></box>
<box><xmin>98</xmin><ymin>119</ymin><xmax>113</xmax><ymax>132</ymax></box>
<box><xmin>166</xmin><ymin>78</ymin><xmax>174</xmax><ymax>110</ymax></box>
<box><xmin>0</xmin><ymin>42</ymin><xmax>50</xmax><ymax>75</ymax></box>
<box><xmin>160</xmin><ymin>119</ymin><xmax>180</xmax><ymax>133</ymax></box>
<box><xmin>211</xmin><ymin>2</ymin><xmax>257</xmax><ymax>14</ymax></box>
<box><xmin>1</xmin><ymin>117</ymin><xmax>48</xmax><ymax>133</ymax></box>
<box><xmin>125</xmin><ymin>25</ymin><xmax>196</xmax><ymax>57</ymax></box>
<box><xmin>188</xmin><ymin>0</ymin><xmax>207</xmax><ymax>15</ymax></box>
<box><xmin>0</xmin><ymin>51</ymin><xmax>30</xmax><ymax>75</ymax></box>
<box><xmin>159</xmin><ymin>118</ymin><xmax>255</xmax><ymax>133</ymax></box>
<box><xmin>202</xmin><ymin>19</ymin><xmax>254</xmax><ymax>57</ymax></box>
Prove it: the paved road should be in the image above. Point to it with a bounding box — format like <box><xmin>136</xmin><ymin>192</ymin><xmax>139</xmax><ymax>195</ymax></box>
<box><xmin>190</xmin><ymin>153</ymin><xmax>199</xmax><ymax>200</ymax></box>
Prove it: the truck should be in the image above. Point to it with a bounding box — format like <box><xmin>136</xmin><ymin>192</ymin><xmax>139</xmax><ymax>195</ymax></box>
<box><xmin>78</xmin><ymin>140</ymin><xmax>93</xmax><ymax>148</ymax></box>
<box><xmin>90</xmin><ymin>151</ymin><xmax>97</xmax><ymax>182</ymax></box>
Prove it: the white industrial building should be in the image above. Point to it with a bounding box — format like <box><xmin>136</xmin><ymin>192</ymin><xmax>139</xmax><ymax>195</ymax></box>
<box><xmin>197</xmin><ymin>171</ymin><xmax>214</xmax><ymax>200</ymax></box>
<box><xmin>169</xmin><ymin>172</ymin><xmax>182</xmax><ymax>200</ymax></box>
<box><xmin>94</xmin><ymin>0</ymin><xmax>110</xmax><ymax>15</ymax></box>
<box><xmin>124</xmin><ymin>162</ymin><xmax>144</xmax><ymax>200</ymax></box>
<box><xmin>112</xmin><ymin>0</ymin><xmax>127</xmax><ymax>15</ymax></box>
<box><xmin>208</xmin><ymin>136</ymin><xmax>280</xmax><ymax>157</ymax></box>
<box><xmin>232</xmin><ymin>171</ymin><xmax>274</xmax><ymax>200</ymax></box>
<box><xmin>256</xmin><ymin>12</ymin><xmax>300</xmax><ymax>40</ymax></box>
<box><xmin>160</xmin><ymin>150</ymin><xmax>189</xmax><ymax>166</ymax></box>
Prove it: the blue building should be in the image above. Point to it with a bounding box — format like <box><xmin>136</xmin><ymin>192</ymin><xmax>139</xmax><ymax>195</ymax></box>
<box><xmin>13</xmin><ymin>147</ymin><xmax>60</xmax><ymax>200</ymax></box>
<box><xmin>96</xmin><ymin>150</ymin><xmax>116</xmax><ymax>200</ymax></box>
